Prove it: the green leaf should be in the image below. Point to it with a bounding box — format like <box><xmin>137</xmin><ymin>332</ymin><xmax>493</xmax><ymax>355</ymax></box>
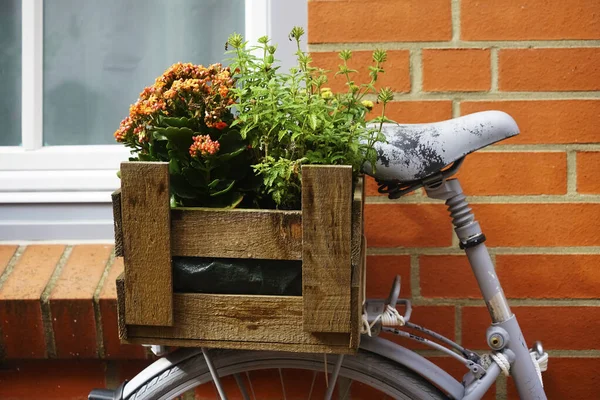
<box><xmin>208</xmin><ymin>179</ymin><xmax>220</xmax><ymax>189</ymax></box>
<box><xmin>308</xmin><ymin>114</ymin><xmax>317</xmax><ymax>130</ymax></box>
<box><xmin>137</xmin><ymin>153</ymin><xmax>156</xmax><ymax>161</ymax></box>
<box><xmin>217</xmin><ymin>146</ymin><xmax>246</xmax><ymax>161</ymax></box>
<box><xmin>169</xmin><ymin>158</ymin><xmax>180</xmax><ymax>174</ymax></box>
<box><xmin>160</xmin><ymin>116</ymin><xmax>196</xmax><ymax>129</ymax></box>
<box><xmin>154</xmin><ymin>127</ymin><xmax>195</xmax><ymax>153</ymax></box>
<box><xmin>182</xmin><ymin>167</ymin><xmax>208</xmax><ymax>188</ymax></box>
<box><xmin>222</xmin><ymin>193</ymin><xmax>245</xmax><ymax>209</ymax></box>
<box><xmin>210</xmin><ymin>179</ymin><xmax>236</xmax><ymax>197</ymax></box>
<box><xmin>170</xmin><ymin>174</ymin><xmax>200</xmax><ymax>199</ymax></box>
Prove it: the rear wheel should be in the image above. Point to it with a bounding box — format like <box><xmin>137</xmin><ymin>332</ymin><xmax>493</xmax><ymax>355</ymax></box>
<box><xmin>126</xmin><ymin>349</ymin><xmax>448</xmax><ymax>400</ymax></box>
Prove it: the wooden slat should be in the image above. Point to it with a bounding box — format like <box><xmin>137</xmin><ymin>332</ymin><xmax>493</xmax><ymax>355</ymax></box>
<box><xmin>350</xmin><ymin>177</ymin><xmax>365</xmax><ymax>349</ymax></box>
<box><xmin>121</xmin><ymin>162</ymin><xmax>173</xmax><ymax>326</ymax></box>
<box><xmin>127</xmin><ymin>293</ymin><xmax>351</xmax><ymax>348</ymax></box>
<box><xmin>116</xmin><ymin>273</ymin><xmax>127</xmax><ymax>340</ymax></box>
<box><xmin>171</xmin><ymin>208</ymin><xmax>302</xmax><ymax>260</ymax></box>
<box><xmin>350</xmin><ymin>236</ymin><xmax>367</xmax><ymax>349</ymax></box>
<box><xmin>122</xmin><ymin>336</ymin><xmax>356</xmax><ymax>355</ymax></box>
<box><xmin>302</xmin><ymin>165</ymin><xmax>353</xmax><ymax>333</ymax></box>
<box><xmin>350</xmin><ymin>177</ymin><xmax>365</xmax><ymax>282</ymax></box>
<box><xmin>111</xmin><ymin>189</ymin><xmax>123</xmax><ymax>257</ymax></box>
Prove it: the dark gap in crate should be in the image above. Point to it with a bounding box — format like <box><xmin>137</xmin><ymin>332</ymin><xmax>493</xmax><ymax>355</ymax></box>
<box><xmin>173</xmin><ymin>257</ymin><xmax>302</xmax><ymax>296</ymax></box>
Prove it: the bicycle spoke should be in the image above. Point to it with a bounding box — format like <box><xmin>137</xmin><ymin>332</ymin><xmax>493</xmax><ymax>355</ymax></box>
<box><xmin>245</xmin><ymin>371</ymin><xmax>256</xmax><ymax>400</ymax></box>
<box><xmin>324</xmin><ymin>354</ymin><xmax>329</xmax><ymax>387</ymax></box>
<box><xmin>201</xmin><ymin>348</ymin><xmax>228</xmax><ymax>400</ymax></box>
<box><xmin>233</xmin><ymin>373</ymin><xmax>250</xmax><ymax>400</ymax></box>
<box><xmin>307</xmin><ymin>370</ymin><xmax>317</xmax><ymax>400</ymax></box>
<box><xmin>278</xmin><ymin>368</ymin><xmax>287</xmax><ymax>400</ymax></box>
<box><xmin>325</xmin><ymin>355</ymin><xmax>344</xmax><ymax>400</ymax></box>
<box><xmin>338</xmin><ymin>377</ymin><xmax>352</xmax><ymax>400</ymax></box>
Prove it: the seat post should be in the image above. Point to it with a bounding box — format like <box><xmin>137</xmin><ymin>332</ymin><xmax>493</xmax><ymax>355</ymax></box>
<box><xmin>424</xmin><ymin>178</ymin><xmax>512</xmax><ymax>322</ymax></box>
<box><xmin>425</xmin><ymin>178</ymin><xmax>547</xmax><ymax>400</ymax></box>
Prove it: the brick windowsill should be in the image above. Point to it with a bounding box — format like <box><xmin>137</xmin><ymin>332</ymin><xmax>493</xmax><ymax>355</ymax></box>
<box><xmin>0</xmin><ymin>245</ymin><xmax>147</xmax><ymax>360</ymax></box>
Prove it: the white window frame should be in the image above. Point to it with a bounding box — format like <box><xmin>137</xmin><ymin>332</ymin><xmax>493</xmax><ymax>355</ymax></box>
<box><xmin>0</xmin><ymin>0</ymin><xmax>277</xmax><ymax>204</ymax></box>
<box><xmin>0</xmin><ymin>0</ymin><xmax>307</xmax><ymax>241</ymax></box>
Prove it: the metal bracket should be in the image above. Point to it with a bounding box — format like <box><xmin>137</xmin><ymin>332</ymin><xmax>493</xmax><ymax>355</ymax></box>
<box><xmin>363</xmin><ymin>275</ymin><xmax>412</xmax><ymax>335</ymax></box>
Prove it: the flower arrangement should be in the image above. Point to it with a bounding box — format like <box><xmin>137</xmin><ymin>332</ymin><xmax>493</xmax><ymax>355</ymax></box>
<box><xmin>114</xmin><ymin>27</ymin><xmax>393</xmax><ymax>209</ymax></box>
<box><xmin>114</xmin><ymin>62</ymin><xmax>253</xmax><ymax>208</ymax></box>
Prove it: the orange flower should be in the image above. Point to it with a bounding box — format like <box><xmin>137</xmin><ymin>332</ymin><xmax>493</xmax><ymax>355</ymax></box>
<box><xmin>114</xmin><ymin>62</ymin><xmax>236</xmax><ymax>145</ymax></box>
<box><xmin>189</xmin><ymin>135</ymin><xmax>220</xmax><ymax>157</ymax></box>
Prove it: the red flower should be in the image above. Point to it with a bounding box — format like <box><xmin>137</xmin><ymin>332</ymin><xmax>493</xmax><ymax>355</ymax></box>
<box><xmin>214</xmin><ymin>121</ymin><xmax>228</xmax><ymax>130</ymax></box>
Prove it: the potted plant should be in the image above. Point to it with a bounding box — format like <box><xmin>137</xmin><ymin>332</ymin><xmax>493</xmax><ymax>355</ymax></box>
<box><xmin>113</xmin><ymin>28</ymin><xmax>394</xmax><ymax>353</ymax></box>
<box><xmin>114</xmin><ymin>27</ymin><xmax>393</xmax><ymax>210</ymax></box>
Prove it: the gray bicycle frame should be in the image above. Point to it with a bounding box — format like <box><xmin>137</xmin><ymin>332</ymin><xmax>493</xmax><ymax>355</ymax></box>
<box><xmin>422</xmin><ymin>177</ymin><xmax>547</xmax><ymax>400</ymax></box>
<box><xmin>119</xmin><ymin>176</ymin><xmax>547</xmax><ymax>400</ymax></box>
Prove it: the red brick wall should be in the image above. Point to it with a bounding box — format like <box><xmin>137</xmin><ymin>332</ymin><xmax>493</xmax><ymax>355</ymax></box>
<box><xmin>2</xmin><ymin>2</ymin><xmax>600</xmax><ymax>399</ymax></box>
<box><xmin>309</xmin><ymin>1</ymin><xmax>600</xmax><ymax>399</ymax></box>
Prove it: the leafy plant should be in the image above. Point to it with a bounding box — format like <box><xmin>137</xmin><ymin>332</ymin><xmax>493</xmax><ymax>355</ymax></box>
<box><xmin>114</xmin><ymin>29</ymin><xmax>392</xmax><ymax>210</ymax></box>
<box><xmin>226</xmin><ymin>27</ymin><xmax>393</xmax><ymax>209</ymax></box>
<box><xmin>113</xmin><ymin>62</ymin><xmax>254</xmax><ymax>208</ymax></box>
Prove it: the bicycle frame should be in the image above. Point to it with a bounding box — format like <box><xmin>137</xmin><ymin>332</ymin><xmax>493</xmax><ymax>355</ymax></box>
<box><xmin>422</xmin><ymin>177</ymin><xmax>548</xmax><ymax>400</ymax></box>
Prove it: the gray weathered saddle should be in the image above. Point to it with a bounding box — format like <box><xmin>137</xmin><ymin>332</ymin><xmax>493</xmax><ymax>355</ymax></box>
<box><xmin>363</xmin><ymin>110</ymin><xmax>519</xmax><ymax>182</ymax></box>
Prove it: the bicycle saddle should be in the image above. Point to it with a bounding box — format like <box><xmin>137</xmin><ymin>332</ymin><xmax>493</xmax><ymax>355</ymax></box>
<box><xmin>363</xmin><ymin>110</ymin><xmax>519</xmax><ymax>182</ymax></box>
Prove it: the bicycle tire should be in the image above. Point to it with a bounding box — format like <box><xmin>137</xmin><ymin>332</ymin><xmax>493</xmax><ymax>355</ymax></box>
<box><xmin>126</xmin><ymin>349</ymin><xmax>449</xmax><ymax>400</ymax></box>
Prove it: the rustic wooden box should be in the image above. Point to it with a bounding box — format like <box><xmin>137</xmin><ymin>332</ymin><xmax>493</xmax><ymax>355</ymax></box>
<box><xmin>113</xmin><ymin>161</ymin><xmax>365</xmax><ymax>354</ymax></box>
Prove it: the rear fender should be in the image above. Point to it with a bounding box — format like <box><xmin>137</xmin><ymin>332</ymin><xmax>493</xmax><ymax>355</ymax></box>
<box><xmin>360</xmin><ymin>335</ymin><xmax>465</xmax><ymax>399</ymax></box>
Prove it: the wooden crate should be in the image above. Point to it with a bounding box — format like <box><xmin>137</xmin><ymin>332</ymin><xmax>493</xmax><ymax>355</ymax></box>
<box><xmin>113</xmin><ymin>161</ymin><xmax>366</xmax><ymax>354</ymax></box>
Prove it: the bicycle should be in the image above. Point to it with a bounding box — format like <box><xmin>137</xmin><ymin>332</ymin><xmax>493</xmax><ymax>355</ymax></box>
<box><xmin>89</xmin><ymin>110</ymin><xmax>549</xmax><ymax>400</ymax></box>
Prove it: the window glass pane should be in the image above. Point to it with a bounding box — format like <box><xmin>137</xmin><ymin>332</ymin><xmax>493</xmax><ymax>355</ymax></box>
<box><xmin>0</xmin><ymin>1</ymin><xmax>21</xmax><ymax>146</ymax></box>
<box><xmin>43</xmin><ymin>0</ymin><xmax>244</xmax><ymax>146</ymax></box>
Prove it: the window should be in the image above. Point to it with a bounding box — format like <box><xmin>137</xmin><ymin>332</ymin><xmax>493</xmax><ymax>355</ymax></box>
<box><xmin>0</xmin><ymin>1</ymin><xmax>21</xmax><ymax>147</ymax></box>
<box><xmin>0</xmin><ymin>0</ymin><xmax>307</xmax><ymax>241</ymax></box>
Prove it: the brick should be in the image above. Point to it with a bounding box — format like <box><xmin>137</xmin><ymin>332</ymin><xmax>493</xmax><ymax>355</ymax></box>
<box><xmin>311</xmin><ymin>50</ymin><xmax>410</xmax><ymax>93</ymax></box>
<box><xmin>365</xmin><ymin>176</ymin><xmax>382</xmax><ymax>197</ymax></box>
<box><xmin>499</xmin><ymin>48</ymin><xmax>600</xmax><ymax>91</ymax></box>
<box><xmin>365</xmin><ymin>204</ymin><xmax>452</xmax><ymax>247</ymax></box>
<box><xmin>507</xmin><ymin>358</ymin><xmax>600</xmax><ymax>400</ymax></box>
<box><xmin>366</xmin><ymin>255</ymin><xmax>411</xmax><ymax>298</ymax></box>
<box><xmin>0</xmin><ymin>245</ymin><xmax>64</xmax><ymax>359</ymax></box>
<box><xmin>458</xmin><ymin>152</ymin><xmax>567</xmax><ymax>195</ymax></box>
<box><xmin>496</xmin><ymin>254</ymin><xmax>600</xmax><ymax>299</ymax></box>
<box><xmin>472</xmin><ymin>203</ymin><xmax>600</xmax><ymax>247</ymax></box>
<box><xmin>99</xmin><ymin>257</ymin><xmax>147</xmax><ymax>359</ymax></box>
<box><xmin>381</xmin><ymin>305</ymin><xmax>455</xmax><ymax>350</ymax></box>
<box><xmin>577</xmin><ymin>152</ymin><xmax>600</xmax><ymax>194</ymax></box>
<box><xmin>308</xmin><ymin>0</ymin><xmax>451</xmax><ymax>43</ymax></box>
<box><xmin>461</xmin><ymin>100</ymin><xmax>600</xmax><ymax>144</ymax></box>
<box><xmin>462</xmin><ymin>306</ymin><xmax>600</xmax><ymax>350</ymax></box>
<box><xmin>420</xmin><ymin>255</ymin><xmax>481</xmax><ymax>299</ymax></box>
<box><xmin>421</xmin><ymin>254</ymin><xmax>600</xmax><ymax>299</ymax></box>
<box><xmin>49</xmin><ymin>245</ymin><xmax>112</xmax><ymax>358</ymax></box>
<box><xmin>0</xmin><ymin>245</ymin><xmax>17</xmax><ymax>275</ymax></box>
<box><xmin>461</xmin><ymin>0</ymin><xmax>600</xmax><ymax>41</ymax></box>
<box><xmin>0</xmin><ymin>359</ymin><xmax>105</xmax><ymax>400</ymax></box>
<box><xmin>371</xmin><ymin>100</ymin><xmax>453</xmax><ymax>123</ymax></box>
<box><xmin>422</xmin><ymin>49</ymin><xmax>491</xmax><ymax>92</ymax></box>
